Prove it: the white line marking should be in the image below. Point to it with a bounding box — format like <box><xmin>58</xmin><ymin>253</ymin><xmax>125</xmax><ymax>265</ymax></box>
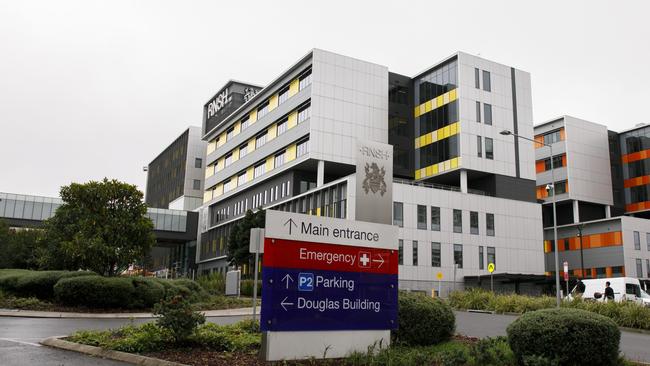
<box><xmin>0</xmin><ymin>337</ymin><xmax>43</xmax><ymax>347</ymax></box>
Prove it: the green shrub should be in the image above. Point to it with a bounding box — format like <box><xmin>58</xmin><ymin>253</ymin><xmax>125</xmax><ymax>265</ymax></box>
<box><xmin>69</xmin><ymin>323</ymin><xmax>173</xmax><ymax>353</ymax></box>
<box><xmin>172</xmin><ymin>279</ymin><xmax>208</xmax><ymax>302</ymax></box>
<box><xmin>130</xmin><ymin>277</ymin><xmax>165</xmax><ymax>308</ymax></box>
<box><xmin>54</xmin><ymin>276</ymin><xmax>136</xmax><ymax>308</ymax></box>
<box><xmin>393</xmin><ymin>291</ymin><xmax>455</xmax><ymax>346</ymax></box>
<box><xmin>154</xmin><ymin>279</ymin><xmax>191</xmax><ymax>299</ymax></box>
<box><xmin>14</xmin><ymin>271</ymin><xmax>95</xmax><ymax>299</ymax></box>
<box><xmin>192</xmin><ymin>294</ymin><xmax>253</xmax><ymax>311</ymax></box>
<box><xmin>240</xmin><ymin>279</ymin><xmax>261</xmax><ymax>297</ymax></box>
<box><xmin>0</xmin><ymin>269</ymin><xmax>32</xmax><ymax>293</ymax></box>
<box><xmin>192</xmin><ymin>321</ymin><xmax>261</xmax><ymax>352</ymax></box>
<box><xmin>196</xmin><ymin>273</ymin><xmax>225</xmax><ymax>295</ymax></box>
<box><xmin>154</xmin><ymin>295</ymin><xmax>205</xmax><ymax>342</ymax></box>
<box><xmin>469</xmin><ymin>336</ymin><xmax>515</xmax><ymax>366</ymax></box>
<box><xmin>436</xmin><ymin>347</ymin><xmax>469</xmax><ymax>366</ymax></box>
<box><xmin>507</xmin><ymin>308</ymin><xmax>620</xmax><ymax>366</ymax></box>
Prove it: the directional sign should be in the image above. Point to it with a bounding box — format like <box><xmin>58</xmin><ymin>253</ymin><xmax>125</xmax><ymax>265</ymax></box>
<box><xmin>261</xmin><ymin>210</ymin><xmax>399</xmax><ymax>332</ymax></box>
<box><xmin>487</xmin><ymin>263</ymin><xmax>495</xmax><ymax>273</ymax></box>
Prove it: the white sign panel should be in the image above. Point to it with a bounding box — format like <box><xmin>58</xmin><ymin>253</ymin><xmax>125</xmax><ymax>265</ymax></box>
<box><xmin>265</xmin><ymin>210</ymin><xmax>398</xmax><ymax>250</ymax></box>
<box><xmin>355</xmin><ymin>139</ymin><xmax>393</xmax><ymax>225</ymax></box>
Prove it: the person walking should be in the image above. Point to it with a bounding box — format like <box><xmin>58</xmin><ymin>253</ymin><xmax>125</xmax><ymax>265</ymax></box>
<box><xmin>575</xmin><ymin>279</ymin><xmax>586</xmax><ymax>298</ymax></box>
<box><xmin>604</xmin><ymin>281</ymin><xmax>615</xmax><ymax>302</ymax></box>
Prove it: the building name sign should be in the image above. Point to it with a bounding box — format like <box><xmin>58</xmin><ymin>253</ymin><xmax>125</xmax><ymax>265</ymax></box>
<box><xmin>243</xmin><ymin>87</ymin><xmax>259</xmax><ymax>102</ymax></box>
<box><xmin>359</xmin><ymin>145</ymin><xmax>391</xmax><ymax>161</ymax></box>
<box><xmin>207</xmin><ymin>88</ymin><xmax>232</xmax><ymax>119</ymax></box>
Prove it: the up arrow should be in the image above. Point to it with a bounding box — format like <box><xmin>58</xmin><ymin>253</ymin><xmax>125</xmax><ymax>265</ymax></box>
<box><xmin>284</xmin><ymin>218</ymin><xmax>298</xmax><ymax>235</ymax></box>
<box><xmin>280</xmin><ymin>296</ymin><xmax>294</xmax><ymax>311</ymax></box>
<box><xmin>281</xmin><ymin>274</ymin><xmax>294</xmax><ymax>289</ymax></box>
<box><xmin>372</xmin><ymin>254</ymin><xmax>385</xmax><ymax>268</ymax></box>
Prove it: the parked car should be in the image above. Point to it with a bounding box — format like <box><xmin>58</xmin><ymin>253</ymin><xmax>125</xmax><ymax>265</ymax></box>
<box><xmin>567</xmin><ymin>277</ymin><xmax>650</xmax><ymax>307</ymax></box>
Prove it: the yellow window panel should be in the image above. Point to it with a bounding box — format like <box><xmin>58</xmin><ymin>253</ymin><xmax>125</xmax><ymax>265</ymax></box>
<box><xmin>425</xmin><ymin>132</ymin><xmax>433</xmax><ymax>145</ymax></box>
<box><xmin>443</xmin><ymin>125</ymin><xmax>450</xmax><ymax>138</ymax></box>
<box><xmin>268</xmin><ymin>124</ymin><xmax>277</xmax><ymax>140</ymax></box>
<box><xmin>415</xmin><ymin>169</ymin><xmax>421</xmax><ymax>180</ymax></box>
<box><xmin>269</xmin><ymin>94</ymin><xmax>279</xmax><ymax>111</ymax></box>
<box><xmin>207</xmin><ymin>141</ymin><xmax>216</xmax><ymax>154</ymax></box>
<box><xmin>419</xmin><ymin>104</ymin><xmax>426</xmax><ymax>116</ymax></box>
<box><xmin>425</xmin><ymin>100</ymin><xmax>433</xmax><ymax>113</ymax></box>
<box><xmin>444</xmin><ymin>160</ymin><xmax>451</xmax><ymax>171</ymax></box>
<box><xmin>234</xmin><ymin>121</ymin><xmax>241</xmax><ymax>135</ymax></box>
<box><xmin>203</xmin><ymin>190</ymin><xmax>213</xmax><ymax>203</ymax></box>
<box><xmin>425</xmin><ymin>165</ymin><xmax>434</xmax><ymax>177</ymax></box>
<box><xmin>215</xmin><ymin>184</ymin><xmax>223</xmax><ymax>196</ymax></box>
<box><xmin>233</xmin><ymin>149</ymin><xmax>239</xmax><ymax>161</ymax></box>
<box><xmin>286</xmin><ymin>144</ymin><xmax>297</xmax><ymax>161</ymax></box>
<box><xmin>249</xmin><ymin>110</ymin><xmax>257</xmax><ymax>123</ymax></box>
<box><xmin>450</xmin><ymin>157</ymin><xmax>458</xmax><ymax>169</ymax></box>
<box><xmin>289</xmin><ymin>79</ymin><xmax>299</xmax><ymax>97</ymax></box>
<box><xmin>456</xmin><ymin>156</ymin><xmax>462</xmax><ymax>167</ymax></box>
<box><xmin>231</xmin><ymin>175</ymin><xmax>238</xmax><ymax>188</ymax></box>
<box><xmin>437</xmin><ymin>129</ymin><xmax>444</xmax><ymax>140</ymax></box>
<box><xmin>450</xmin><ymin>123</ymin><xmax>457</xmax><ymax>135</ymax></box>
<box><xmin>205</xmin><ymin>165</ymin><xmax>214</xmax><ymax>178</ymax></box>
<box><xmin>217</xmin><ymin>132</ymin><xmax>226</xmax><ymax>147</ymax></box>
<box><xmin>248</xmin><ymin>139</ymin><xmax>256</xmax><ymax>152</ymax></box>
<box><xmin>265</xmin><ymin>156</ymin><xmax>274</xmax><ymax>172</ymax></box>
<box><xmin>246</xmin><ymin>167</ymin><xmax>254</xmax><ymax>181</ymax></box>
<box><xmin>316</xmin><ymin>207</ymin><xmax>321</xmax><ymax>216</ymax></box>
<box><xmin>438</xmin><ymin>162</ymin><xmax>445</xmax><ymax>173</ymax></box>
<box><xmin>288</xmin><ymin>111</ymin><xmax>298</xmax><ymax>128</ymax></box>
<box><xmin>449</xmin><ymin>89</ymin><xmax>457</xmax><ymax>101</ymax></box>
<box><xmin>443</xmin><ymin>93</ymin><xmax>450</xmax><ymax>104</ymax></box>
<box><xmin>436</xmin><ymin>95</ymin><xmax>444</xmax><ymax>107</ymax></box>
<box><xmin>432</xmin><ymin>164</ymin><xmax>439</xmax><ymax>175</ymax></box>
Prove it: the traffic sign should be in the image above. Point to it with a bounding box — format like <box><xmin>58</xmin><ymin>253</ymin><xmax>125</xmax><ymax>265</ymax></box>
<box><xmin>487</xmin><ymin>263</ymin><xmax>495</xmax><ymax>273</ymax></box>
<box><xmin>436</xmin><ymin>272</ymin><xmax>443</xmax><ymax>280</ymax></box>
<box><xmin>563</xmin><ymin>261</ymin><xmax>569</xmax><ymax>281</ymax></box>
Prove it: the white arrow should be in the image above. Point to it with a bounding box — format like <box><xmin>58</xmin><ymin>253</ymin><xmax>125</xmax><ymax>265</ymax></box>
<box><xmin>281</xmin><ymin>274</ymin><xmax>294</xmax><ymax>289</ymax></box>
<box><xmin>280</xmin><ymin>296</ymin><xmax>294</xmax><ymax>311</ymax></box>
<box><xmin>372</xmin><ymin>254</ymin><xmax>385</xmax><ymax>268</ymax></box>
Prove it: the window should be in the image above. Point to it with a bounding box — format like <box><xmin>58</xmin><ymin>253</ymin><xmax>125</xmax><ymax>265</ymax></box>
<box><xmin>477</xmin><ymin>136</ymin><xmax>482</xmax><ymax>157</ymax></box>
<box><xmin>224</xmin><ymin>153</ymin><xmax>233</xmax><ymax>167</ymax></box>
<box><xmin>485</xmin><ymin>137</ymin><xmax>494</xmax><ymax>160</ymax></box>
<box><xmin>195</xmin><ymin>158</ymin><xmax>202</xmax><ymax>168</ymax></box>
<box><xmin>239</xmin><ymin>145</ymin><xmax>248</xmax><ymax>158</ymax></box>
<box><xmin>484</xmin><ymin>103</ymin><xmax>492</xmax><ymax>125</ymax></box>
<box><xmin>553</xmin><ymin>181</ymin><xmax>568</xmax><ymax>195</ymax></box>
<box><xmin>226</xmin><ymin>127</ymin><xmax>235</xmax><ymax>140</ymax></box>
<box><xmin>431</xmin><ymin>206</ymin><xmax>440</xmax><ymax>231</ymax></box>
<box><xmin>278</xmin><ymin>86</ymin><xmax>289</xmax><ymax>105</ymax></box>
<box><xmin>470</xmin><ymin>211</ymin><xmax>479</xmax><ymax>235</ymax></box>
<box><xmin>474</xmin><ymin>68</ymin><xmax>480</xmax><ymax>88</ymax></box>
<box><xmin>238</xmin><ymin>172</ymin><xmax>246</xmax><ymax>186</ymax></box>
<box><xmin>393</xmin><ymin>202</ymin><xmax>404</xmax><ymax>227</ymax></box>
<box><xmin>297</xmin><ymin>139</ymin><xmax>309</xmax><ymax>157</ymax></box>
<box><xmin>298</xmin><ymin>104</ymin><xmax>311</xmax><ymax>123</ymax></box>
<box><xmin>487</xmin><ymin>246</ymin><xmax>496</xmax><ymax>266</ymax></box>
<box><xmin>432</xmin><ymin>242</ymin><xmax>441</xmax><ymax>267</ymax></box>
<box><xmin>543</xmin><ymin>130</ymin><xmax>562</xmax><ymax>145</ymax></box>
<box><xmin>544</xmin><ymin>155</ymin><xmax>564</xmax><ymax>170</ymax></box>
<box><xmin>479</xmin><ymin>246</ymin><xmax>484</xmax><ymax>270</ymax></box>
<box><xmin>255</xmin><ymin>132</ymin><xmax>267</xmax><ymax>148</ymax></box>
<box><xmin>299</xmin><ymin>69</ymin><xmax>312</xmax><ymax>90</ymax></box>
<box><xmin>486</xmin><ymin>213</ymin><xmax>495</xmax><ymax>236</ymax></box>
<box><xmin>254</xmin><ymin>163</ymin><xmax>265</xmax><ymax>178</ymax></box>
<box><xmin>476</xmin><ymin>101</ymin><xmax>481</xmax><ymax>123</ymax></box>
<box><xmin>240</xmin><ymin>116</ymin><xmax>250</xmax><ymax>131</ymax></box>
<box><xmin>482</xmin><ymin>70</ymin><xmax>491</xmax><ymax>92</ymax></box>
<box><xmin>223</xmin><ymin>179</ymin><xmax>232</xmax><ymax>193</ymax></box>
<box><xmin>417</xmin><ymin>205</ymin><xmax>427</xmax><ymax>230</ymax></box>
<box><xmin>412</xmin><ymin>241</ymin><xmax>418</xmax><ymax>266</ymax></box>
<box><xmin>647</xmin><ymin>259</ymin><xmax>650</xmax><ymax>276</ymax></box>
<box><xmin>193</xmin><ymin>179</ymin><xmax>201</xmax><ymax>190</ymax></box>
<box><xmin>257</xmin><ymin>102</ymin><xmax>269</xmax><ymax>119</ymax></box>
<box><xmin>647</xmin><ymin>233</ymin><xmax>650</xmax><ymax>251</ymax></box>
<box><xmin>454</xmin><ymin>244</ymin><xmax>463</xmax><ymax>268</ymax></box>
<box><xmin>636</xmin><ymin>259</ymin><xmax>643</xmax><ymax>278</ymax></box>
<box><xmin>276</xmin><ymin>118</ymin><xmax>288</xmax><ymax>136</ymax></box>
<box><xmin>564</xmin><ymin>239</ymin><xmax>570</xmax><ymax>251</ymax></box>
<box><xmin>398</xmin><ymin>240</ymin><xmax>403</xmax><ymax>265</ymax></box>
<box><xmin>274</xmin><ymin>151</ymin><xmax>285</xmax><ymax>168</ymax></box>
<box><xmin>634</xmin><ymin>231</ymin><xmax>641</xmax><ymax>250</ymax></box>
<box><xmin>453</xmin><ymin>209</ymin><xmax>462</xmax><ymax>233</ymax></box>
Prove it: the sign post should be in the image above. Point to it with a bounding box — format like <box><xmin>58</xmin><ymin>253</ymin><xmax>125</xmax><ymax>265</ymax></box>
<box><xmin>260</xmin><ymin>210</ymin><xmax>398</xmax><ymax>361</ymax></box>
<box><xmin>436</xmin><ymin>272</ymin><xmax>443</xmax><ymax>298</ymax></box>
<box><xmin>563</xmin><ymin>261</ymin><xmax>569</xmax><ymax>297</ymax></box>
<box><xmin>249</xmin><ymin>228</ymin><xmax>265</xmax><ymax>321</ymax></box>
<box><xmin>487</xmin><ymin>263</ymin><xmax>495</xmax><ymax>292</ymax></box>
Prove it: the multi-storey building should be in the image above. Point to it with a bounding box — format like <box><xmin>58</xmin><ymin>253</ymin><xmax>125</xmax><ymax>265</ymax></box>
<box><xmin>145</xmin><ymin>127</ymin><xmax>207</xmax><ymax>211</ymax></box>
<box><xmin>197</xmin><ymin>49</ymin><xmax>545</xmax><ymax>295</ymax></box>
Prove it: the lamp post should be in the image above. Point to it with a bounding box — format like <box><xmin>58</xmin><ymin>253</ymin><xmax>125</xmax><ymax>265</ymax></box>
<box><xmin>500</xmin><ymin>129</ymin><xmax>561</xmax><ymax>307</ymax></box>
<box><xmin>577</xmin><ymin>224</ymin><xmax>585</xmax><ymax>279</ymax></box>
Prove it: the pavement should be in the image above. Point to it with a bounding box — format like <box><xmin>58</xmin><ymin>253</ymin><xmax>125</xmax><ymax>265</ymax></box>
<box><xmin>0</xmin><ymin>306</ymin><xmax>261</xmax><ymax>318</ymax></box>
<box><xmin>1</xmin><ymin>309</ymin><xmax>650</xmax><ymax>365</ymax></box>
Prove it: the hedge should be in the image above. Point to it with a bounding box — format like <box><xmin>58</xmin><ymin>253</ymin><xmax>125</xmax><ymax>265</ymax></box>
<box><xmin>0</xmin><ymin>269</ymin><xmax>96</xmax><ymax>299</ymax></box>
<box><xmin>507</xmin><ymin>308</ymin><xmax>620</xmax><ymax>365</ymax></box>
<box><xmin>240</xmin><ymin>279</ymin><xmax>262</xmax><ymax>297</ymax></box>
<box><xmin>393</xmin><ymin>291</ymin><xmax>455</xmax><ymax>346</ymax></box>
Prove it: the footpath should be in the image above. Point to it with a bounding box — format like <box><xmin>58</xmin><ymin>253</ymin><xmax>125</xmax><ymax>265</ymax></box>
<box><xmin>0</xmin><ymin>306</ymin><xmax>259</xmax><ymax>319</ymax></box>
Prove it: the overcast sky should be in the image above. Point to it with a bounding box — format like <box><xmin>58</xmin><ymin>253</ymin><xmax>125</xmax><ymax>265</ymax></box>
<box><xmin>1</xmin><ymin>0</ymin><xmax>648</xmax><ymax>197</ymax></box>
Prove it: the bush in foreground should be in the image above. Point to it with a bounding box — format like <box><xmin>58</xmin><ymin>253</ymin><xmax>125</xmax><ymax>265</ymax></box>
<box><xmin>154</xmin><ymin>295</ymin><xmax>205</xmax><ymax>343</ymax></box>
<box><xmin>393</xmin><ymin>291</ymin><xmax>455</xmax><ymax>346</ymax></box>
<box><xmin>507</xmin><ymin>308</ymin><xmax>620</xmax><ymax>366</ymax></box>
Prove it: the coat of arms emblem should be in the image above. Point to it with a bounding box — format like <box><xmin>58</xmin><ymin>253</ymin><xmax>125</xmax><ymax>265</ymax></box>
<box><xmin>362</xmin><ymin>162</ymin><xmax>387</xmax><ymax>196</ymax></box>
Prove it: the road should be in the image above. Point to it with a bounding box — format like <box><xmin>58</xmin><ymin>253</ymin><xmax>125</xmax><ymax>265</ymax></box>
<box><xmin>1</xmin><ymin>312</ymin><xmax>649</xmax><ymax>365</ymax></box>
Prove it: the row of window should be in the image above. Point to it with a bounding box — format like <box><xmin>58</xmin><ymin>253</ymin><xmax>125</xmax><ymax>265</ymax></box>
<box><xmin>418</xmin><ymin>100</ymin><xmax>458</xmax><ymax>136</ymax></box>
<box><xmin>535</xmin><ymin>154</ymin><xmax>565</xmax><ymax>173</ymax></box>
<box><xmin>474</xmin><ymin>68</ymin><xmax>491</xmax><ymax>92</ymax></box>
<box><xmin>393</xmin><ymin>203</ymin><xmax>495</xmax><ymax>236</ymax></box>
<box><xmin>475</xmin><ymin>102</ymin><xmax>492</xmax><ymax>125</ymax></box>
<box><xmin>535</xmin><ymin>128</ymin><xmax>564</xmax><ymax>147</ymax></box>
<box><xmin>477</xmin><ymin>136</ymin><xmax>494</xmax><ymax>160</ymax></box>
<box><xmin>536</xmin><ymin>180</ymin><xmax>568</xmax><ymax>199</ymax></box>
<box><xmin>418</xmin><ymin>59</ymin><xmax>458</xmax><ymax>104</ymax></box>
<box><xmin>632</xmin><ymin>231</ymin><xmax>650</xmax><ymax>251</ymax></box>
<box><xmin>207</xmin><ymin>68</ymin><xmax>312</xmax><ymax>153</ymax></box>
<box><xmin>209</xmin><ymin>102</ymin><xmax>312</xmax><ymax>174</ymax></box>
<box><xmin>211</xmin><ymin>179</ymin><xmax>293</xmax><ymax>225</ymax></box>
<box><xmin>635</xmin><ymin>258</ymin><xmax>650</xmax><ymax>279</ymax></box>
<box><xmin>397</xmin><ymin>240</ymin><xmax>495</xmax><ymax>269</ymax></box>
<box><xmin>271</xmin><ymin>182</ymin><xmax>348</xmax><ymax>219</ymax></box>
<box><xmin>418</xmin><ymin>134</ymin><xmax>459</xmax><ymax>168</ymax></box>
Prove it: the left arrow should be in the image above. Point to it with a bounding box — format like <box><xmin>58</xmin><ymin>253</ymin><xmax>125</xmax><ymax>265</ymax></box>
<box><xmin>280</xmin><ymin>296</ymin><xmax>294</xmax><ymax>311</ymax></box>
<box><xmin>281</xmin><ymin>274</ymin><xmax>294</xmax><ymax>289</ymax></box>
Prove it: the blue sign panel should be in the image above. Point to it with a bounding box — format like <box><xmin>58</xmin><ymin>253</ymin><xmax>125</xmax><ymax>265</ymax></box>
<box><xmin>260</xmin><ymin>267</ymin><xmax>398</xmax><ymax>331</ymax></box>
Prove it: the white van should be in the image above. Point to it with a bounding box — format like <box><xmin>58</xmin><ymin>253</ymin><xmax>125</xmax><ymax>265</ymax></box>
<box><xmin>567</xmin><ymin>277</ymin><xmax>650</xmax><ymax>307</ymax></box>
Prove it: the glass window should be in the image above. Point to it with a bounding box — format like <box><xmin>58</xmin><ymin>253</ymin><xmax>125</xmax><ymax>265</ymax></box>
<box><xmin>432</xmin><ymin>242</ymin><xmax>441</xmax><ymax>267</ymax></box>
<box><xmin>226</xmin><ymin>127</ymin><xmax>235</xmax><ymax>140</ymax></box>
<box><xmin>299</xmin><ymin>69</ymin><xmax>312</xmax><ymax>90</ymax></box>
<box><xmin>647</xmin><ymin>233</ymin><xmax>650</xmax><ymax>251</ymax></box>
<box><xmin>482</xmin><ymin>70</ymin><xmax>491</xmax><ymax>92</ymax></box>
<box><xmin>477</xmin><ymin>136</ymin><xmax>482</xmax><ymax>157</ymax></box>
<box><xmin>240</xmin><ymin>116</ymin><xmax>250</xmax><ymax>131</ymax></box>
<box><xmin>479</xmin><ymin>246</ymin><xmax>484</xmax><ymax>270</ymax></box>
<box><xmin>476</xmin><ymin>101</ymin><xmax>481</xmax><ymax>123</ymax></box>
<box><xmin>255</xmin><ymin>132</ymin><xmax>267</xmax><ymax>148</ymax></box>
<box><xmin>470</xmin><ymin>211</ymin><xmax>479</xmax><ymax>235</ymax></box>
<box><xmin>486</xmin><ymin>213</ymin><xmax>495</xmax><ymax>236</ymax></box>
<box><xmin>254</xmin><ymin>163</ymin><xmax>265</xmax><ymax>178</ymax></box>
<box><xmin>474</xmin><ymin>68</ymin><xmax>480</xmax><ymax>89</ymax></box>
<box><xmin>277</xmin><ymin>118</ymin><xmax>288</xmax><ymax>136</ymax></box>
<box><xmin>278</xmin><ymin>86</ymin><xmax>289</xmax><ymax>105</ymax></box>
<box><xmin>393</xmin><ymin>202</ymin><xmax>404</xmax><ymax>227</ymax></box>
<box><xmin>647</xmin><ymin>259</ymin><xmax>650</xmax><ymax>275</ymax></box>
<box><xmin>224</xmin><ymin>153</ymin><xmax>233</xmax><ymax>167</ymax></box>
<box><xmin>485</xmin><ymin>137</ymin><xmax>494</xmax><ymax>160</ymax></box>
<box><xmin>453</xmin><ymin>209</ymin><xmax>462</xmax><ymax>233</ymax></box>
<box><xmin>412</xmin><ymin>241</ymin><xmax>418</xmax><ymax>266</ymax></box>
<box><xmin>487</xmin><ymin>246</ymin><xmax>496</xmax><ymax>266</ymax></box>
<box><xmin>636</xmin><ymin>259</ymin><xmax>643</xmax><ymax>278</ymax></box>
<box><xmin>298</xmin><ymin>103</ymin><xmax>311</xmax><ymax>123</ymax></box>
<box><xmin>238</xmin><ymin>172</ymin><xmax>246</xmax><ymax>186</ymax></box>
<box><xmin>239</xmin><ymin>144</ymin><xmax>248</xmax><ymax>158</ymax></box>
<box><xmin>274</xmin><ymin>151</ymin><xmax>285</xmax><ymax>168</ymax></box>
<box><xmin>223</xmin><ymin>179</ymin><xmax>232</xmax><ymax>192</ymax></box>
<box><xmin>297</xmin><ymin>139</ymin><xmax>309</xmax><ymax>157</ymax></box>
<box><xmin>192</xmin><ymin>179</ymin><xmax>200</xmax><ymax>190</ymax></box>
<box><xmin>484</xmin><ymin>104</ymin><xmax>492</xmax><ymax>125</ymax></box>
<box><xmin>398</xmin><ymin>239</ymin><xmax>403</xmax><ymax>265</ymax></box>
<box><xmin>454</xmin><ymin>244</ymin><xmax>463</xmax><ymax>268</ymax></box>
<box><xmin>543</xmin><ymin>130</ymin><xmax>562</xmax><ymax>145</ymax></box>
<box><xmin>431</xmin><ymin>206</ymin><xmax>440</xmax><ymax>231</ymax></box>
<box><xmin>195</xmin><ymin>158</ymin><xmax>202</xmax><ymax>168</ymax></box>
<box><xmin>417</xmin><ymin>205</ymin><xmax>427</xmax><ymax>230</ymax></box>
<box><xmin>553</xmin><ymin>181</ymin><xmax>568</xmax><ymax>195</ymax></box>
<box><xmin>634</xmin><ymin>231</ymin><xmax>641</xmax><ymax>250</ymax></box>
<box><xmin>257</xmin><ymin>102</ymin><xmax>270</xmax><ymax>119</ymax></box>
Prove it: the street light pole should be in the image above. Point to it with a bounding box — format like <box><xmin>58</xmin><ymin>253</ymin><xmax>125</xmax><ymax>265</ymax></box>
<box><xmin>500</xmin><ymin>130</ymin><xmax>561</xmax><ymax>307</ymax></box>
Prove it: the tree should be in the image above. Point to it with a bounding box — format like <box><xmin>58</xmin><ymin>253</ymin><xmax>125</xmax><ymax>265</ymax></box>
<box><xmin>43</xmin><ymin>178</ymin><xmax>155</xmax><ymax>276</ymax></box>
<box><xmin>227</xmin><ymin>209</ymin><xmax>265</xmax><ymax>269</ymax></box>
<box><xmin>0</xmin><ymin>219</ymin><xmax>11</xmax><ymax>268</ymax></box>
<box><xmin>0</xmin><ymin>219</ymin><xmax>44</xmax><ymax>269</ymax></box>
